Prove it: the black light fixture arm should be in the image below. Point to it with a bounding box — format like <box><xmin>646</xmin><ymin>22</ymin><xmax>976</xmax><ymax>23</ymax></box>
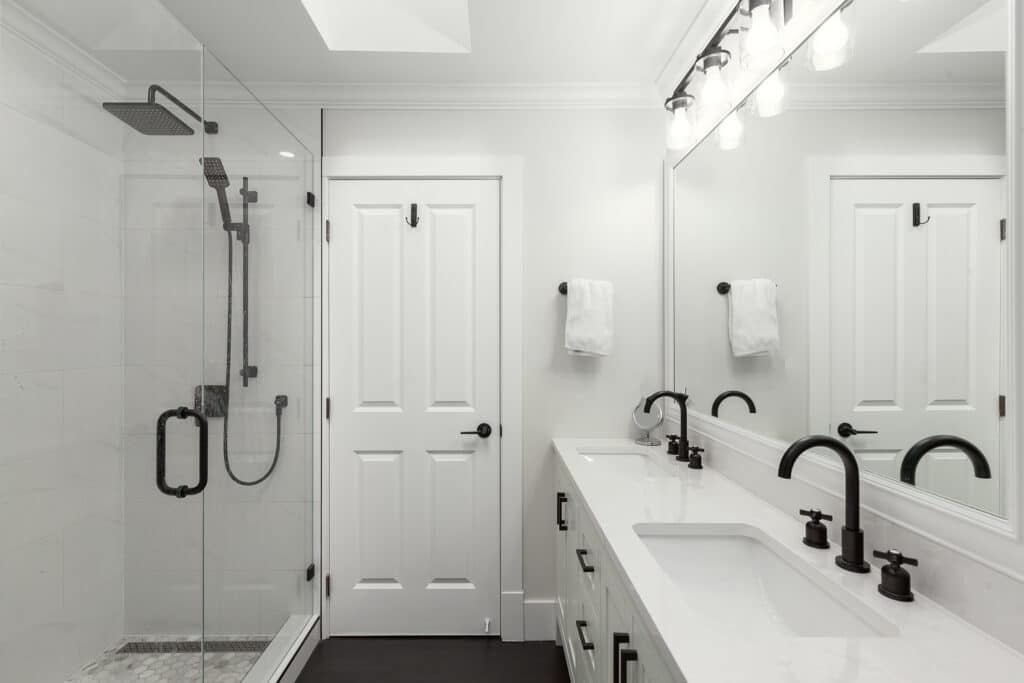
<box><xmin>149</xmin><ymin>84</ymin><xmax>218</xmax><ymax>134</ymax></box>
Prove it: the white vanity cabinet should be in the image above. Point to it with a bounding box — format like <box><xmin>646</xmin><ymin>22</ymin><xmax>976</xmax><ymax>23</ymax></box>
<box><xmin>556</xmin><ymin>464</ymin><xmax>677</xmax><ymax>683</ymax></box>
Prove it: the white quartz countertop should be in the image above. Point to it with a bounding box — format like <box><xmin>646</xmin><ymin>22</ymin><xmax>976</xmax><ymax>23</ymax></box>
<box><xmin>554</xmin><ymin>438</ymin><xmax>1024</xmax><ymax>683</ymax></box>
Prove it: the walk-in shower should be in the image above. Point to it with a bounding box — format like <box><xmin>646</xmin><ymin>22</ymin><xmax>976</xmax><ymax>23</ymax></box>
<box><xmin>0</xmin><ymin>1</ymin><xmax>317</xmax><ymax>681</ymax></box>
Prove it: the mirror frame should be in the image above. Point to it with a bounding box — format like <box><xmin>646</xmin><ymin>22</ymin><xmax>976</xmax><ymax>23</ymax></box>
<box><xmin>662</xmin><ymin>0</ymin><xmax>1024</xmax><ymax>584</ymax></box>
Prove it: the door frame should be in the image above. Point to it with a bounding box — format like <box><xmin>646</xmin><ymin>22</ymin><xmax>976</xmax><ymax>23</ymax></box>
<box><xmin>805</xmin><ymin>154</ymin><xmax>1015</xmax><ymax>533</ymax></box>
<box><xmin>321</xmin><ymin>155</ymin><xmax>525</xmax><ymax>641</ymax></box>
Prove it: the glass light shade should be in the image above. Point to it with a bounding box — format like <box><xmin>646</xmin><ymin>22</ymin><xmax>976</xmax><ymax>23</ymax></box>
<box><xmin>811</xmin><ymin>11</ymin><xmax>851</xmax><ymax>71</ymax></box>
<box><xmin>743</xmin><ymin>3</ymin><xmax>783</xmax><ymax>69</ymax></box>
<box><xmin>699</xmin><ymin>63</ymin><xmax>732</xmax><ymax>120</ymax></box>
<box><xmin>755</xmin><ymin>70</ymin><xmax>785</xmax><ymax>118</ymax></box>
<box><xmin>667</xmin><ymin>106</ymin><xmax>693</xmax><ymax>150</ymax></box>
<box><xmin>718</xmin><ymin>111</ymin><xmax>744</xmax><ymax>150</ymax></box>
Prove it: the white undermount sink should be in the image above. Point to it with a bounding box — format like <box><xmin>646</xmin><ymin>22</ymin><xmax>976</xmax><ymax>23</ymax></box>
<box><xmin>635</xmin><ymin>523</ymin><xmax>898</xmax><ymax>638</ymax></box>
<box><xmin>578</xmin><ymin>447</ymin><xmax>675</xmax><ymax>479</ymax></box>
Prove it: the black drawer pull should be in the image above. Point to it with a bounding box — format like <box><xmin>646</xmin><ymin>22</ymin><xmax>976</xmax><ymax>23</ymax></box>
<box><xmin>575</xmin><ymin>620</ymin><xmax>595</xmax><ymax>651</ymax></box>
<box><xmin>620</xmin><ymin>648</ymin><xmax>638</xmax><ymax>683</ymax></box>
<box><xmin>576</xmin><ymin>548</ymin><xmax>595</xmax><ymax>573</ymax></box>
<box><xmin>556</xmin><ymin>492</ymin><xmax>568</xmax><ymax>531</ymax></box>
<box><xmin>612</xmin><ymin>633</ymin><xmax>630</xmax><ymax>683</ymax></box>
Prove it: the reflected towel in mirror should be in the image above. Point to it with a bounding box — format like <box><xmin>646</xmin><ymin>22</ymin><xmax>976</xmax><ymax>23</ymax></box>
<box><xmin>727</xmin><ymin>278</ymin><xmax>779</xmax><ymax>357</ymax></box>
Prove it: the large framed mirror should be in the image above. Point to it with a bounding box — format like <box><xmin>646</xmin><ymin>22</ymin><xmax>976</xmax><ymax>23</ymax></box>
<box><xmin>672</xmin><ymin>0</ymin><xmax>1011</xmax><ymax>517</ymax></box>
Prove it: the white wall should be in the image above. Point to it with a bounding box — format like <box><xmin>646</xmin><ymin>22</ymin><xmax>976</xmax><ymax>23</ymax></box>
<box><xmin>322</xmin><ymin>108</ymin><xmax>666</xmax><ymax>620</ymax></box>
<box><xmin>0</xmin><ymin>7</ymin><xmax>126</xmax><ymax>679</ymax></box>
<box><xmin>675</xmin><ymin>107</ymin><xmax>1006</xmax><ymax>441</ymax></box>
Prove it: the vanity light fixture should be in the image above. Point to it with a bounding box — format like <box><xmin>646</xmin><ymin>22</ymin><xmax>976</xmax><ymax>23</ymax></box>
<box><xmin>696</xmin><ymin>47</ymin><xmax>733</xmax><ymax>121</ymax></box>
<box><xmin>755</xmin><ymin>68</ymin><xmax>786</xmax><ymax>118</ymax></box>
<box><xmin>718</xmin><ymin>109</ymin><xmax>745</xmax><ymax>150</ymax></box>
<box><xmin>811</xmin><ymin>5</ymin><xmax>852</xmax><ymax>71</ymax></box>
<box><xmin>743</xmin><ymin>0</ymin><xmax>784</xmax><ymax>69</ymax></box>
<box><xmin>665</xmin><ymin>93</ymin><xmax>696</xmax><ymax>151</ymax></box>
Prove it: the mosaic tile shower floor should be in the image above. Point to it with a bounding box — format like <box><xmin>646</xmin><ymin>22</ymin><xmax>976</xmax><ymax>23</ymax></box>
<box><xmin>67</xmin><ymin>639</ymin><xmax>268</xmax><ymax>683</ymax></box>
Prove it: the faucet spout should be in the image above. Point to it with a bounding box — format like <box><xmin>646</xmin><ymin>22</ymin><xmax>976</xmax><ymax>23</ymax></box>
<box><xmin>711</xmin><ymin>390</ymin><xmax>757</xmax><ymax>418</ymax></box>
<box><xmin>644</xmin><ymin>390</ymin><xmax>689</xmax><ymax>461</ymax></box>
<box><xmin>778</xmin><ymin>435</ymin><xmax>869</xmax><ymax>573</ymax></box>
<box><xmin>900</xmin><ymin>435</ymin><xmax>991</xmax><ymax>485</ymax></box>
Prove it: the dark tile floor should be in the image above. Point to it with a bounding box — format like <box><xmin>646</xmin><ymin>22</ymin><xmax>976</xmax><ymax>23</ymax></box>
<box><xmin>297</xmin><ymin>637</ymin><xmax>570</xmax><ymax>683</ymax></box>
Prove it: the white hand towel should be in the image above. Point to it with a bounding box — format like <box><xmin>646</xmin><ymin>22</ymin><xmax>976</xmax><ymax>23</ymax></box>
<box><xmin>565</xmin><ymin>279</ymin><xmax>614</xmax><ymax>357</ymax></box>
<box><xmin>728</xmin><ymin>279</ymin><xmax>779</xmax><ymax>357</ymax></box>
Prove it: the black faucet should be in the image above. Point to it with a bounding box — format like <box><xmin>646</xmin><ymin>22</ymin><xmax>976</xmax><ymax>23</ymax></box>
<box><xmin>900</xmin><ymin>435</ymin><xmax>991</xmax><ymax>485</ymax></box>
<box><xmin>644</xmin><ymin>391</ymin><xmax>689</xmax><ymax>461</ymax></box>
<box><xmin>778</xmin><ymin>435</ymin><xmax>870</xmax><ymax>573</ymax></box>
<box><xmin>711</xmin><ymin>390</ymin><xmax>756</xmax><ymax>418</ymax></box>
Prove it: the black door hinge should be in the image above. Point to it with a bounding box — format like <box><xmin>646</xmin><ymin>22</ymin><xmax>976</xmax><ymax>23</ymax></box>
<box><xmin>999</xmin><ymin>395</ymin><xmax>1006</xmax><ymax>418</ymax></box>
<box><xmin>325</xmin><ymin>397</ymin><xmax>331</xmax><ymax>420</ymax></box>
<box><xmin>306</xmin><ymin>563</ymin><xmax>316</xmax><ymax>581</ymax></box>
<box><xmin>326</xmin><ymin>574</ymin><xmax>331</xmax><ymax>598</ymax></box>
<box><xmin>1001</xmin><ymin>218</ymin><xmax>1007</xmax><ymax>241</ymax></box>
<box><xmin>325</xmin><ymin>219</ymin><xmax>331</xmax><ymax>242</ymax></box>
<box><xmin>306</xmin><ymin>191</ymin><xmax>316</xmax><ymax>208</ymax></box>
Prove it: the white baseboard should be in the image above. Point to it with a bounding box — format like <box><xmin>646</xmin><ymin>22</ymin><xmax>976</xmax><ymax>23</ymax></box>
<box><xmin>523</xmin><ymin>599</ymin><xmax>557</xmax><ymax>641</ymax></box>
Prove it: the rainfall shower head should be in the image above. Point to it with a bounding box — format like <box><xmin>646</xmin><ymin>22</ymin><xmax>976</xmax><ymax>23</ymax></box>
<box><xmin>103</xmin><ymin>101</ymin><xmax>195</xmax><ymax>135</ymax></box>
<box><xmin>103</xmin><ymin>85</ymin><xmax>218</xmax><ymax>136</ymax></box>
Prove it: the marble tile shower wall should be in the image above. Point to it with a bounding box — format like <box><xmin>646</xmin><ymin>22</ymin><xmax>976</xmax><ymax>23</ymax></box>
<box><xmin>0</xmin><ymin>14</ymin><xmax>127</xmax><ymax>682</ymax></box>
<box><xmin>120</xmin><ymin>162</ymin><xmax>314</xmax><ymax>637</ymax></box>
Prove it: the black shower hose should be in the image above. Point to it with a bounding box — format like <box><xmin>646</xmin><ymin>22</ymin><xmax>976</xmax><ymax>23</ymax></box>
<box><xmin>222</xmin><ymin>231</ymin><xmax>284</xmax><ymax>486</ymax></box>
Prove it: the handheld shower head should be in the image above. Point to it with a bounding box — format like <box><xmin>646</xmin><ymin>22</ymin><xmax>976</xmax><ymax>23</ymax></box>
<box><xmin>201</xmin><ymin>156</ymin><xmax>230</xmax><ymax>189</ymax></box>
<box><xmin>200</xmin><ymin>156</ymin><xmax>233</xmax><ymax>226</ymax></box>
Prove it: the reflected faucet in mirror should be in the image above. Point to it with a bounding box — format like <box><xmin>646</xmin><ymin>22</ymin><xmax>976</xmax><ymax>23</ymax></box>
<box><xmin>899</xmin><ymin>435</ymin><xmax>992</xmax><ymax>486</ymax></box>
<box><xmin>644</xmin><ymin>391</ymin><xmax>689</xmax><ymax>461</ymax></box>
<box><xmin>778</xmin><ymin>435</ymin><xmax>870</xmax><ymax>574</ymax></box>
<box><xmin>711</xmin><ymin>390</ymin><xmax>757</xmax><ymax>418</ymax></box>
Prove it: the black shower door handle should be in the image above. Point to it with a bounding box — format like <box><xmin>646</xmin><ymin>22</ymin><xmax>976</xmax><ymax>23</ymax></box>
<box><xmin>156</xmin><ymin>407</ymin><xmax>209</xmax><ymax>498</ymax></box>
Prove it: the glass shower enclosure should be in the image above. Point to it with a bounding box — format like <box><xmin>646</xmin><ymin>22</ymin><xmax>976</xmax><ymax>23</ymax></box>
<box><xmin>0</xmin><ymin>1</ymin><xmax>317</xmax><ymax>680</ymax></box>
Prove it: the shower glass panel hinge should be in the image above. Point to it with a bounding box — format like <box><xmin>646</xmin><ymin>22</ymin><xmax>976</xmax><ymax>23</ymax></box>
<box><xmin>326</xmin><ymin>397</ymin><xmax>331</xmax><ymax>420</ymax></box>
<box><xmin>307</xmin><ymin>191</ymin><xmax>316</xmax><ymax>207</ymax></box>
<box><xmin>326</xmin><ymin>575</ymin><xmax>331</xmax><ymax>598</ymax></box>
<box><xmin>1001</xmin><ymin>218</ymin><xmax>1007</xmax><ymax>241</ymax></box>
<box><xmin>999</xmin><ymin>395</ymin><xmax>1006</xmax><ymax>418</ymax></box>
<box><xmin>194</xmin><ymin>385</ymin><xmax>228</xmax><ymax>418</ymax></box>
<box><xmin>306</xmin><ymin>563</ymin><xmax>316</xmax><ymax>581</ymax></box>
<box><xmin>325</xmin><ymin>219</ymin><xmax>331</xmax><ymax>242</ymax></box>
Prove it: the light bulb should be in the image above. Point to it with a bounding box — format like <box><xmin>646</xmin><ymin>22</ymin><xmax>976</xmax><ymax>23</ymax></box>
<box><xmin>718</xmin><ymin>111</ymin><xmax>744</xmax><ymax>150</ymax></box>
<box><xmin>743</xmin><ymin>2</ymin><xmax>783</xmax><ymax>69</ymax></box>
<box><xmin>700</xmin><ymin>63</ymin><xmax>731</xmax><ymax>120</ymax></box>
<box><xmin>811</xmin><ymin>10</ymin><xmax>851</xmax><ymax>71</ymax></box>
<box><xmin>755</xmin><ymin>70</ymin><xmax>785</xmax><ymax>118</ymax></box>
<box><xmin>667</xmin><ymin>106</ymin><xmax>693</xmax><ymax>151</ymax></box>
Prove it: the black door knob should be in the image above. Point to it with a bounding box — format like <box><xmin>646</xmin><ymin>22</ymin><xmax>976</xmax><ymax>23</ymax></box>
<box><xmin>461</xmin><ymin>423</ymin><xmax>492</xmax><ymax>438</ymax></box>
<box><xmin>837</xmin><ymin>422</ymin><xmax>879</xmax><ymax>438</ymax></box>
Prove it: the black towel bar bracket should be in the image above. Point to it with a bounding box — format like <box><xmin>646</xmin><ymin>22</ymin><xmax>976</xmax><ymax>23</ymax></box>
<box><xmin>558</xmin><ymin>282</ymin><xmax>568</xmax><ymax>295</ymax></box>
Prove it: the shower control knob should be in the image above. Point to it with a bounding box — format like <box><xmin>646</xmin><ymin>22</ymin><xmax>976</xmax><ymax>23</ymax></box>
<box><xmin>461</xmin><ymin>423</ymin><xmax>493</xmax><ymax>439</ymax></box>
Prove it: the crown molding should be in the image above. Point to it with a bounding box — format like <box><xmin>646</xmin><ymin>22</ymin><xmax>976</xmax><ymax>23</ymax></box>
<box><xmin>197</xmin><ymin>80</ymin><xmax>662</xmax><ymax>111</ymax></box>
<box><xmin>786</xmin><ymin>81</ymin><xmax>1006</xmax><ymax>110</ymax></box>
<box><xmin>1</xmin><ymin>0</ymin><xmax>125</xmax><ymax>97</ymax></box>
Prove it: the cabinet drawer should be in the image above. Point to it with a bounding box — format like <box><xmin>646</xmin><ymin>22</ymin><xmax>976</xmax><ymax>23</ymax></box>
<box><xmin>575</xmin><ymin>506</ymin><xmax>604</xmax><ymax>611</ymax></box>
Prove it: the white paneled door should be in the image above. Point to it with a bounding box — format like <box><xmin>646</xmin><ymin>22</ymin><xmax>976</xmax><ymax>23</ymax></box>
<box><xmin>829</xmin><ymin>177</ymin><xmax>1004</xmax><ymax>511</ymax></box>
<box><xmin>328</xmin><ymin>179</ymin><xmax>500</xmax><ymax>635</ymax></box>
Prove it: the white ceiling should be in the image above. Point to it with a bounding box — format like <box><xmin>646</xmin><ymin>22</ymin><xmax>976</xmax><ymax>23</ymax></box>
<box><xmin>155</xmin><ymin>0</ymin><xmax>705</xmax><ymax>84</ymax></box>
